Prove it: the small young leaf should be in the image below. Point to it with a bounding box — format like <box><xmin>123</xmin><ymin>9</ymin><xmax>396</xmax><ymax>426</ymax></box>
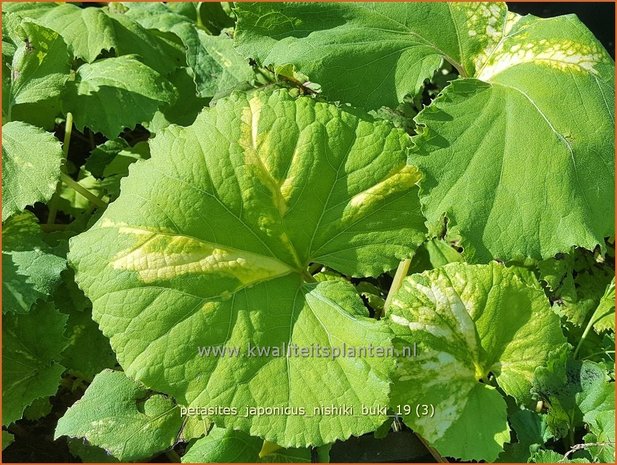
<box><xmin>577</xmin><ymin>373</ymin><xmax>615</xmax><ymax>462</ymax></box>
<box><xmin>63</xmin><ymin>55</ymin><xmax>177</xmax><ymax>138</ymax></box>
<box><xmin>498</xmin><ymin>409</ymin><xmax>551</xmax><ymax>462</ymax></box>
<box><xmin>3</xmin><ymin>301</ymin><xmax>68</xmax><ymax>426</ymax></box>
<box><xmin>2</xmin><ymin>212</ymin><xmax>66</xmax><ymax>314</ymax></box>
<box><xmin>177</xmin><ymin>415</ymin><xmax>211</xmax><ymax>443</ymax></box>
<box><xmin>2</xmin><ymin>121</ymin><xmax>63</xmax><ymax>221</ymax></box>
<box><xmin>84</xmin><ymin>138</ymin><xmax>132</xmax><ymax>179</ymax></box>
<box><xmin>84</xmin><ymin>138</ymin><xmax>150</xmax><ymax>197</ymax></box>
<box><xmin>7</xmin><ymin>20</ymin><xmax>70</xmax><ymax>109</ymax></box>
<box><xmin>60</xmin><ymin>298</ymin><xmax>117</xmax><ymax>381</ymax></box>
<box><xmin>590</xmin><ymin>279</ymin><xmax>615</xmax><ymax>333</ymax></box>
<box><xmin>539</xmin><ymin>250</ymin><xmax>614</xmax><ymax>328</ymax></box>
<box><xmin>55</xmin><ymin>370</ymin><xmax>183</xmax><ymax>462</ymax></box>
<box><xmin>536</xmin><ymin>359</ymin><xmax>609</xmax><ymax>441</ymax></box>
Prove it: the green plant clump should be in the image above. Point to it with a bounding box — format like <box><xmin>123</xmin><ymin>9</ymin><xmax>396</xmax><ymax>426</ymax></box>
<box><xmin>2</xmin><ymin>2</ymin><xmax>614</xmax><ymax>463</ymax></box>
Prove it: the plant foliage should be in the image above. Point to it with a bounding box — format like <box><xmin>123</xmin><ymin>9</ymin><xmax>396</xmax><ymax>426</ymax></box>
<box><xmin>1</xmin><ymin>2</ymin><xmax>614</xmax><ymax>463</ymax></box>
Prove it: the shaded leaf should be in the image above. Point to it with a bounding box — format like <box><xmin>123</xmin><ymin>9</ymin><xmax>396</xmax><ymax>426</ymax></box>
<box><xmin>2</xmin><ymin>301</ymin><xmax>68</xmax><ymax>425</ymax></box>
<box><xmin>63</xmin><ymin>55</ymin><xmax>177</xmax><ymax>138</ymax></box>
<box><xmin>122</xmin><ymin>3</ymin><xmax>253</xmax><ymax>99</ymax></box>
<box><xmin>591</xmin><ymin>279</ymin><xmax>615</xmax><ymax>333</ymax></box>
<box><xmin>2</xmin><ymin>212</ymin><xmax>66</xmax><ymax>314</ymax></box>
<box><xmin>234</xmin><ymin>2</ymin><xmax>466</xmax><ymax>109</ymax></box>
<box><xmin>55</xmin><ymin>370</ymin><xmax>183</xmax><ymax>462</ymax></box>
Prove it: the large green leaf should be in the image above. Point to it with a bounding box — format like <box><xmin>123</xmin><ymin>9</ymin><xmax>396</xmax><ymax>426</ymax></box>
<box><xmin>414</xmin><ymin>77</ymin><xmax>613</xmax><ymax>262</ymax></box>
<box><xmin>69</xmin><ymin>89</ymin><xmax>426</xmax><ymax>447</ymax></box>
<box><xmin>2</xmin><ymin>121</ymin><xmax>63</xmax><ymax>221</ymax></box>
<box><xmin>2</xmin><ymin>301</ymin><xmax>68</xmax><ymax>425</ymax></box>
<box><xmin>2</xmin><ymin>2</ymin><xmax>55</xmax><ymax>18</ymax></box>
<box><xmin>387</xmin><ymin>262</ymin><xmax>566</xmax><ymax>461</ymax></box>
<box><xmin>63</xmin><ymin>55</ymin><xmax>177</xmax><ymax>138</ymax></box>
<box><xmin>235</xmin><ymin>2</ymin><xmax>467</xmax><ymax>109</ymax></box>
<box><xmin>146</xmin><ymin>67</ymin><xmax>209</xmax><ymax>132</ymax></box>
<box><xmin>55</xmin><ymin>370</ymin><xmax>183</xmax><ymax>462</ymax></box>
<box><xmin>2</xmin><ymin>212</ymin><xmax>66</xmax><ymax>314</ymax></box>
<box><xmin>413</xmin><ymin>12</ymin><xmax>614</xmax><ymax>262</ymax></box>
<box><xmin>236</xmin><ymin>2</ymin><xmax>615</xmax><ymax>262</ymax></box>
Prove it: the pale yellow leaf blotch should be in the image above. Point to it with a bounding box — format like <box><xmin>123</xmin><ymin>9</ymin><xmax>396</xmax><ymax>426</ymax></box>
<box><xmin>109</xmin><ymin>226</ymin><xmax>294</xmax><ymax>285</ymax></box>
<box><xmin>344</xmin><ymin>163</ymin><xmax>421</xmax><ymax>221</ymax></box>
<box><xmin>458</xmin><ymin>2</ymin><xmax>505</xmax><ymax>42</ymax></box>
<box><xmin>239</xmin><ymin>95</ymin><xmax>290</xmax><ymax>217</ymax></box>
<box><xmin>477</xmin><ymin>38</ymin><xmax>607</xmax><ymax>81</ymax></box>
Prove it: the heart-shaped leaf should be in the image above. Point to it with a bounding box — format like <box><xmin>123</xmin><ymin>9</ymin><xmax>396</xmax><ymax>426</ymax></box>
<box><xmin>69</xmin><ymin>89</ymin><xmax>426</xmax><ymax>447</ymax></box>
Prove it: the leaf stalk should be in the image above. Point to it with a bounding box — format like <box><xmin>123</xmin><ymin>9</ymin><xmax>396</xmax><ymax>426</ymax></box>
<box><xmin>60</xmin><ymin>173</ymin><xmax>107</xmax><ymax>210</ymax></box>
<box><xmin>573</xmin><ymin>307</ymin><xmax>614</xmax><ymax>358</ymax></box>
<box><xmin>47</xmin><ymin>112</ymin><xmax>74</xmax><ymax>224</ymax></box>
<box><xmin>381</xmin><ymin>258</ymin><xmax>412</xmax><ymax>318</ymax></box>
